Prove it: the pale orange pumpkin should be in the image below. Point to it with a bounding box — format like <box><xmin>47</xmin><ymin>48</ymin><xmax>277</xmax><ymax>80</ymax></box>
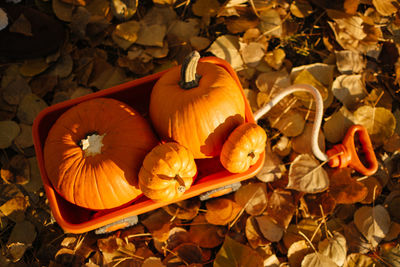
<box><xmin>149</xmin><ymin>51</ymin><xmax>245</xmax><ymax>158</ymax></box>
<box><xmin>44</xmin><ymin>98</ymin><xmax>158</xmax><ymax>210</ymax></box>
<box><xmin>138</xmin><ymin>142</ymin><xmax>197</xmax><ymax>202</ymax></box>
<box><xmin>220</xmin><ymin>123</ymin><xmax>267</xmax><ymax>173</ymax></box>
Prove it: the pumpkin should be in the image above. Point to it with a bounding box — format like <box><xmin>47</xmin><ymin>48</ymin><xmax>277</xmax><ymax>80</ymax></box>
<box><xmin>44</xmin><ymin>98</ymin><xmax>158</xmax><ymax>210</ymax></box>
<box><xmin>220</xmin><ymin>123</ymin><xmax>267</xmax><ymax>173</ymax></box>
<box><xmin>138</xmin><ymin>142</ymin><xmax>197</xmax><ymax>202</ymax></box>
<box><xmin>149</xmin><ymin>51</ymin><xmax>245</xmax><ymax>158</ymax></box>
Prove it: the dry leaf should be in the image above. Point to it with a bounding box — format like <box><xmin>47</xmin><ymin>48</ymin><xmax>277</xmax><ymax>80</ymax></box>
<box><xmin>30</xmin><ymin>74</ymin><xmax>58</xmax><ymax>98</ymax></box>
<box><xmin>292</xmin><ymin>123</ymin><xmax>325</xmax><ymax>155</ymax></box>
<box><xmin>264</xmin><ymin>48</ymin><xmax>285</xmax><ymax>70</ymax></box>
<box><xmin>189</xmin><ymin>214</ymin><xmax>225</xmax><ymax>248</ymax></box>
<box><xmin>192</xmin><ymin>0</ymin><xmax>220</xmax><ymax>17</ymax></box>
<box><xmin>2</xmin><ymin>76</ymin><xmax>31</xmax><ymax>105</ymax></box>
<box><xmin>255</xmin><ymin>215</ymin><xmax>284</xmax><ymax>242</ymax></box>
<box><xmin>290</xmin><ymin>1</ymin><xmax>313</xmax><ymax>18</ymax></box>
<box><xmin>19</xmin><ymin>58</ymin><xmax>49</xmax><ymax>77</ymax></box>
<box><xmin>372</xmin><ymin>0</ymin><xmax>399</xmax><ymax>16</ymax></box>
<box><xmin>328</xmin><ymin>167</ymin><xmax>368</xmax><ymax>204</ymax></box>
<box><xmin>205</xmin><ymin>198</ymin><xmax>241</xmax><ymax>225</ymax></box>
<box><xmin>17</xmin><ymin>94</ymin><xmax>48</xmax><ymax>125</ymax></box>
<box><xmin>162</xmin><ymin>199</ymin><xmax>200</xmax><ymax>220</ymax></box>
<box><xmin>141</xmin><ymin>210</ymin><xmax>173</xmax><ymax>243</ymax></box>
<box><xmin>240</xmin><ymin>42</ymin><xmax>266</xmax><ymax>67</ymax></box>
<box><xmin>265</xmin><ymin>189</ymin><xmax>296</xmax><ymax>229</ymax></box>
<box><xmin>70</xmin><ymin>87</ymin><xmax>93</xmax><ymax>99</ymax></box>
<box><xmin>154</xmin><ymin>227</ymin><xmax>191</xmax><ymax>253</ymax></box>
<box><xmin>0</xmin><ymin>121</ymin><xmax>20</xmax><ymax>149</ymax></box>
<box><xmin>245</xmin><ymin>216</ymin><xmax>270</xmax><ymax>248</ymax></box>
<box><xmin>323</xmin><ymin>106</ymin><xmax>354</xmax><ymax>144</ymax></box>
<box><xmin>51</xmin><ymin>54</ymin><xmax>73</xmax><ymax>78</ymax></box>
<box><xmin>287</xmin><ymin>154</ymin><xmax>329</xmax><ymax>193</ymax></box>
<box><xmin>332</xmin><ymin>74</ymin><xmax>367</xmax><ymax>110</ymax></box>
<box><xmin>354</xmin><ymin>205</ymin><xmax>391</xmax><ymax>248</ymax></box>
<box><xmin>52</xmin><ymin>0</ymin><xmax>73</xmax><ymax>22</ymax></box>
<box><xmin>1</xmin><ymin>154</ymin><xmax>30</xmax><ymax>185</ymax></box>
<box><xmin>0</xmin><ymin>8</ymin><xmax>7</xmax><ymax>31</ymax></box>
<box><xmin>136</xmin><ymin>24</ymin><xmax>167</xmax><ymax>47</ymax></box>
<box><xmin>344</xmin><ymin>253</ymin><xmax>376</xmax><ymax>267</ymax></box>
<box><xmin>224</xmin><ymin>8</ymin><xmax>260</xmax><ymax>34</ymax></box>
<box><xmin>9</xmin><ymin>14</ymin><xmax>33</xmax><ymax>37</ymax></box>
<box><xmin>112</xmin><ymin>20</ymin><xmax>140</xmax><ymax>49</ymax></box>
<box><xmin>7</xmin><ymin>221</ymin><xmax>37</xmax><ymax>262</ymax></box>
<box><xmin>290</xmin><ymin>63</ymin><xmax>335</xmax><ymax>88</ymax></box>
<box><xmin>190</xmin><ymin>36</ymin><xmax>211</xmax><ymax>51</ymax></box>
<box><xmin>318</xmin><ymin>232</ymin><xmax>347</xmax><ymax>266</ymax></box>
<box><xmin>256</xmin><ymin>142</ymin><xmax>285</xmax><ymax>182</ymax></box>
<box><xmin>359</xmin><ymin>176</ymin><xmax>382</xmax><ymax>204</ymax></box>
<box><xmin>168</xmin><ymin>19</ymin><xmax>200</xmax><ymax>42</ymax></box>
<box><xmin>111</xmin><ymin>0</ymin><xmax>137</xmax><ymax>21</ymax></box>
<box><xmin>353</xmin><ymin>105</ymin><xmax>396</xmax><ymax>146</ymax></box>
<box><xmin>259</xmin><ymin>9</ymin><xmax>282</xmax><ymax>38</ymax></box>
<box><xmin>164</xmin><ymin>243</ymin><xmax>203</xmax><ymax>266</ymax></box>
<box><xmin>207</xmin><ymin>35</ymin><xmax>244</xmax><ymax>71</ymax></box>
<box><xmin>283</xmin><ymin>218</ymin><xmax>322</xmax><ymax>249</ymax></box>
<box><xmin>234</xmin><ymin>183</ymin><xmax>268</xmax><ymax>216</ymax></box>
<box><xmin>0</xmin><ymin>196</ymin><xmax>29</xmax><ymax>222</ymax></box>
<box><xmin>344</xmin><ymin>222</ymin><xmax>370</xmax><ymax>254</ymax></box>
<box><xmin>384</xmin><ymin>222</ymin><xmax>400</xmax><ymax>241</ymax></box>
<box><xmin>23</xmin><ymin>157</ymin><xmax>43</xmax><ymax>193</ymax></box>
<box><xmin>272</xmin><ymin>135</ymin><xmax>291</xmax><ymax>157</ymax></box>
<box><xmin>335</xmin><ymin>50</ymin><xmax>366</xmax><ymax>74</ymax></box>
<box><xmin>214</xmin><ymin>236</ymin><xmax>264</xmax><ymax>267</ymax></box>
<box><xmin>301</xmin><ymin>252</ymin><xmax>338</xmax><ymax>267</ymax></box>
<box><xmin>269</xmin><ymin>110</ymin><xmax>306</xmax><ymax>137</ymax></box>
<box><xmin>302</xmin><ymin>193</ymin><xmax>336</xmax><ymax>217</ymax></box>
<box><xmin>288</xmin><ymin>240</ymin><xmax>313</xmax><ymax>267</ymax></box>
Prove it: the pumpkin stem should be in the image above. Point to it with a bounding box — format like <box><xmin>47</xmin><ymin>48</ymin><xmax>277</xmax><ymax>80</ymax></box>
<box><xmin>80</xmin><ymin>133</ymin><xmax>106</xmax><ymax>157</ymax></box>
<box><xmin>175</xmin><ymin>175</ymin><xmax>186</xmax><ymax>193</ymax></box>
<box><xmin>179</xmin><ymin>51</ymin><xmax>202</xmax><ymax>89</ymax></box>
<box><xmin>248</xmin><ymin>151</ymin><xmax>255</xmax><ymax>159</ymax></box>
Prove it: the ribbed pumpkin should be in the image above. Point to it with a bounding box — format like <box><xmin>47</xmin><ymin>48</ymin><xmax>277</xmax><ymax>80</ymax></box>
<box><xmin>44</xmin><ymin>98</ymin><xmax>158</xmax><ymax>210</ymax></box>
<box><xmin>220</xmin><ymin>123</ymin><xmax>267</xmax><ymax>173</ymax></box>
<box><xmin>149</xmin><ymin>51</ymin><xmax>245</xmax><ymax>158</ymax></box>
<box><xmin>138</xmin><ymin>142</ymin><xmax>197</xmax><ymax>202</ymax></box>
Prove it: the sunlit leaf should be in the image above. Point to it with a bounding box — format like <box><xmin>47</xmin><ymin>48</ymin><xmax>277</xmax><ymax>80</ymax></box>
<box><xmin>189</xmin><ymin>214</ymin><xmax>225</xmax><ymax>248</ymax></box>
<box><xmin>301</xmin><ymin>252</ymin><xmax>338</xmax><ymax>267</ymax></box>
<box><xmin>332</xmin><ymin>74</ymin><xmax>367</xmax><ymax>110</ymax></box>
<box><xmin>234</xmin><ymin>183</ymin><xmax>268</xmax><ymax>216</ymax></box>
<box><xmin>255</xmin><ymin>215</ymin><xmax>284</xmax><ymax>242</ymax></box>
<box><xmin>207</xmin><ymin>35</ymin><xmax>244</xmax><ymax>71</ymax></box>
<box><xmin>318</xmin><ymin>232</ymin><xmax>347</xmax><ymax>266</ymax></box>
<box><xmin>287</xmin><ymin>154</ymin><xmax>329</xmax><ymax>193</ymax></box>
<box><xmin>283</xmin><ymin>218</ymin><xmax>322</xmax><ymax>249</ymax></box>
<box><xmin>328</xmin><ymin>168</ymin><xmax>368</xmax><ymax>204</ymax></box>
<box><xmin>205</xmin><ymin>198</ymin><xmax>241</xmax><ymax>225</ymax></box>
<box><xmin>292</xmin><ymin>123</ymin><xmax>325</xmax><ymax>155</ymax></box>
<box><xmin>192</xmin><ymin>0</ymin><xmax>220</xmax><ymax>17</ymax></box>
<box><xmin>323</xmin><ymin>106</ymin><xmax>354</xmax><ymax>144</ymax></box>
<box><xmin>372</xmin><ymin>0</ymin><xmax>399</xmax><ymax>16</ymax></box>
<box><xmin>163</xmin><ymin>199</ymin><xmax>200</xmax><ymax>221</ymax></box>
<box><xmin>214</xmin><ymin>236</ymin><xmax>264</xmax><ymax>267</ymax></box>
<box><xmin>344</xmin><ymin>253</ymin><xmax>376</xmax><ymax>267</ymax></box>
<box><xmin>265</xmin><ymin>189</ymin><xmax>296</xmax><ymax>229</ymax></box>
<box><xmin>245</xmin><ymin>216</ymin><xmax>269</xmax><ymax>248</ymax></box>
<box><xmin>288</xmin><ymin>240</ymin><xmax>313</xmax><ymax>267</ymax></box>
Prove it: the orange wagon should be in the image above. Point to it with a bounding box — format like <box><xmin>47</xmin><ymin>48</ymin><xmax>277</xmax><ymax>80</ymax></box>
<box><xmin>32</xmin><ymin>57</ymin><xmax>265</xmax><ymax>234</ymax></box>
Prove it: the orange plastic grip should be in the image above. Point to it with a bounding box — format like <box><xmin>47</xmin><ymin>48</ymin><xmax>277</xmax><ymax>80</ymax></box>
<box><xmin>326</xmin><ymin>125</ymin><xmax>378</xmax><ymax>176</ymax></box>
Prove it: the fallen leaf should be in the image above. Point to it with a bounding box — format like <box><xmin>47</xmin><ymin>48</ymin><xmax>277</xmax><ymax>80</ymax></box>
<box><xmin>283</xmin><ymin>218</ymin><xmax>322</xmax><ymax>249</ymax></box>
<box><xmin>264</xmin><ymin>48</ymin><xmax>286</xmax><ymax>70</ymax></box>
<box><xmin>240</xmin><ymin>41</ymin><xmax>266</xmax><ymax>67</ymax></box>
<box><xmin>269</xmin><ymin>110</ymin><xmax>306</xmax><ymax>137</ymax></box>
<box><xmin>318</xmin><ymin>231</ymin><xmax>347</xmax><ymax>266</ymax></box>
<box><xmin>85</xmin><ymin>0</ymin><xmax>113</xmax><ymax>21</ymax></box>
<box><xmin>0</xmin><ymin>121</ymin><xmax>20</xmax><ymax>149</ymax></box>
<box><xmin>256</xmin><ymin>142</ymin><xmax>285</xmax><ymax>182</ymax></box>
<box><xmin>141</xmin><ymin>209</ymin><xmax>173</xmax><ymax>243</ymax></box>
<box><xmin>224</xmin><ymin>8</ymin><xmax>260</xmax><ymax>34</ymax></box>
<box><xmin>168</xmin><ymin>19</ymin><xmax>200</xmax><ymax>42</ymax></box>
<box><xmin>30</xmin><ymin>74</ymin><xmax>58</xmax><ymax>98</ymax></box>
<box><xmin>136</xmin><ymin>24</ymin><xmax>167</xmax><ymax>47</ymax></box>
<box><xmin>52</xmin><ymin>0</ymin><xmax>73</xmax><ymax>22</ymax></box>
<box><xmin>142</xmin><ymin>257</ymin><xmax>166</xmax><ymax>267</ymax></box>
<box><xmin>1</xmin><ymin>154</ymin><xmax>30</xmax><ymax>185</ymax></box>
<box><xmin>17</xmin><ymin>94</ymin><xmax>48</xmax><ymax>125</ymax></box>
<box><xmin>205</xmin><ymin>198</ymin><xmax>241</xmax><ymax>225</ymax></box>
<box><xmin>332</xmin><ymin>74</ymin><xmax>367</xmax><ymax>110</ymax></box>
<box><xmin>323</xmin><ymin>106</ymin><xmax>354</xmax><ymax>144</ymax></box>
<box><xmin>192</xmin><ymin>0</ymin><xmax>220</xmax><ymax>17</ymax></box>
<box><xmin>290</xmin><ymin>1</ymin><xmax>313</xmax><ymax>18</ymax></box>
<box><xmin>112</xmin><ymin>20</ymin><xmax>140</xmax><ymax>49</ymax></box>
<box><xmin>214</xmin><ymin>236</ymin><xmax>264</xmax><ymax>267</ymax></box>
<box><xmin>164</xmin><ymin>243</ymin><xmax>203</xmax><ymax>266</ymax></box>
<box><xmin>372</xmin><ymin>0</ymin><xmax>399</xmax><ymax>16</ymax></box>
<box><xmin>272</xmin><ymin>135</ymin><xmax>291</xmax><ymax>157</ymax></box>
<box><xmin>207</xmin><ymin>35</ymin><xmax>244</xmax><ymax>71</ymax></box>
<box><xmin>9</xmin><ymin>14</ymin><xmax>32</xmax><ymax>37</ymax></box>
<box><xmin>354</xmin><ymin>205</ymin><xmax>391</xmax><ymax>248</ymax></box>
<box><xmin>302</xmin><ymin>192</ymin><xmax>336</xmax><ymax>217</ymax></box>
<box><xmin>335</xmin><ymin>50</ymin><xmax>366</xmax><ymax>74</ymax></box>
<box><xmin>290</xmin><ymin>63</ymin><xmax>335</xmax><ymax>89</ymax></box>
<box><xmin>0</xmin><ymin>196</ymin><xmax>29</xmax><ymax>222</ymax></box>
<box><xmin>2</xmin><ymin>76</ymin><xmax>31</xmax><ymax>106</ymax></box>
<box><xmin>189</xmin><ymin>214</ymin><xmax>225</xmax><ymax>248</ymax></box>
<box><xmin>23</xmin><ymin>157</ymin><xmax>43</xmax><ymax>193</ymax></box>
<box><xmin>70</xmin><ymin>87</ymin><xmax>93</xmax><ymax>99</ymax></box>
<box><xmin>245</xmin><ymin>216</ymin><xmax>270</xmax><ymax>248</ymax></box>
<box><xmin>7</xmin><ymin>221</ymin><xmax>37</xmax><ymax>262</ymax></box>
<box><xmin>378</xmin><ymin>243</ymin><xmax>400</xmax><ymax>266</ymax></box>
<box><xmin>292</xmin><ymin>123</ymin><xmax>325</xmax><ymax>155</ymax></box>
<box><xmin>259</xmin><ymin>9</ymin><xmax>282</xmax><ymax>38</ymax></box>
<box><xmin>234</xmin><ymin>182</ymin><xmax>268</xmax><ymax>216</ymax></box>
<box><xmin>353</xmin><ymin>105</ymin><xmax>396</xmax><ymax>146</ymax></box>
<box><xmin>344</xmin><ymin>253</ymin><xmax>376</xmax><ymax>267</ymax></box>
<box><xmin>359</xmin><ymin>176</ymin><xmax>382</xmax><ymax>204</ymax></box>
<box><xmin>384</xmin><ymin>222</ymin><xmax>400</xmax><ymax>242</ymax></box>
<box><xmin>190</xmin><ymin>36</ymin><xmax>211</xmax><ymax>51</ymax></box>
<box><xmin>288</xmin><ymin>240</ymin><xmax>313</xmax><ymax>267</ymax></box>
<box><xmin>328</xmin><ymin>167</ymin><xmax>368</xmax><ymax>204</ymax></box>
<box><xmin>154</xmin><ymin>227</ymin><xmax>191</xmax><ymax>253</ymax></box>
<box><xmin>110</xmin><ymin>0</ymin><xmax>137</xmax><ymax>21</ymax></box>
<box><xmin>265</xmin><ymin>189</ymin><xmax>296</xmax><ymax>229</ymax></box>
<box><xmin>301</xmin><ymin>252</ymin><xmax>338</xmax><ymax>267</ymax></box>
<box><xmin>385</xmin><ymin>191</ymin><xmax>400</xmax><ymax>223</ymax></box>
<box><xmin>162</xmin><ymin>199</ymin><xmax>200</xmax><ymax>220</ymax></box>
<box><xmin>19</xmin><ymin>58</ymin><xmax>49</xmax><ymax>77</ymax></box>
<box><xmin>255</xmin><ymin>215</ymin><xmax>284</xmax><ymax>242</ymax></box>
<box><xmin>344</xmin><ymin>222</ymin><xmax>370</xmax><ymax>254</ymax></box>
<box><xmin>287</xmin><ymin>154</ymin><xmax>329</xmax><ymax>193</ymax></box>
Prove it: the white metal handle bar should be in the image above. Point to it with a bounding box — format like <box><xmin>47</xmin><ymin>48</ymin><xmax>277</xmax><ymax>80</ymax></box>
<box><xmin>253</xmin><ymin>84</ymin><xmax>328</xmax><ymax>162</ymax></box>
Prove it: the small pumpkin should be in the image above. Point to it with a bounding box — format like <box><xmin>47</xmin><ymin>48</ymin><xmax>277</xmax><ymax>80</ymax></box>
<box><xmin>138</xmin><ymin>142</ymin><xmax>197</xmax><ymax>202</ymax></box>
<box><xmin>44</xmin><ymin>98</ymin><xmax>158</xmax><ymax>210</ymax></box>
<box><xmin>220</xmin><ymin>123</ymin><xmax>267</xmax><ymax>173</ymax></box>
<box><xmin>149</xmin><ymin>51</ymin><xmax>245</xmax><ymax>158</ymax></box>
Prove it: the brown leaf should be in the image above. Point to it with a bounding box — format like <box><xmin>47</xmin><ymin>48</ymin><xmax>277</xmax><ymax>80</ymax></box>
<box><xmin>1</xmin><ymin>154</ymin><xmax>30</xmax><ymax>185</ymax></box>
<box><xmin>254</xmin><ymin>215</ymin><xmax>284</xmax><ymax>242</ymax></box>
<box><xmin>328</xmin><ymin>168</ymin><xmax>368</xmax><ymax>204</ymax></box>
<box><xmin>224</xmin><ymin>8</ymin><xmax>260</xmax><ymax>34</ymax></box>
<box><xmin>301</xmin><ymin>192</ymin><xmax>337</xmax><ymax>217</ymax></box>
<box><xmin>141</xmin><ymin>209</ymin><xmax>173</xmax><ymax>243</ymax></box>
<box><xmin>283</xmin><ymin>219</ymin><xmax>322</xmax><ymax>249</ymax></box>
<box><xmin>292</xmin><ymin>123</ymin><xmax>325</xmax><ymax>156</ymax></box>
<box><xmin>359</xmin><ymin>176</ymin><xmax>383</xmax><ymax>204</ymax></box>
<box><xmin>2</xmin><ymin>76</ymin><xmax>31</xmax><ymax>105</ymax></box>
<box><xmin>163</xmin><ymin>199</ymin><xmax>200</xmax><ymax>221</ymax></box>
<box><xmin>7</xmin><ymin>221</ymin><xmax>37</xmax><ymax>262</ymax></box>
<box><xmin>154</xmin><ymin>227</ymin><xmax>191</xmax><ymax>253</ymax></box>
<box><xmin>189</xmin><ymin>214</ymin><xmax>225</xmax><ymax>248</ymax></box>
<box><xmin>0</xmin><ymin>196</ymin><xmax>29</xmax><ymax>222</ymax></box>
<box><xmin>205</xmin><ymin>198</ymin><xmax>241</xmax><ymax>225</ymax></box>
<box><xmin>19</xmin><ymin>58</ymin><xmax>49</xmax><ymax>77</ymax></box>
<box><xmin>234</xmin><ymin>182</ymin><xmax>268</xmax><ymax>216</ymax></box>
<box><xmin>164</xmin><ymin>243</ymin><xmax>203</xmax><ymax>265</ymax></box>
<box><xmin>265</xmin><ymin>189</ymin><xmax>296</xmax><ymax>229</ymax></box>
<box><xmin>0</xmin><ymin>121</ymin><xmax>20</xmax><ymax>149</ymax></box>
<box><xmin>344</xmin><ymin>222</ymin><xmax>370</xmax><ymax>254</ymax></box>
<box><xmin>287</xmin><ymin>240</ymin><xmax>313</xmax><ymax>267</ymax></box>
<box><xmin>17</xmin><ymin>94</ymin><xmax>48</xmax><ymax>125</ymax></box>
<box><xmin>245</xmin><ymin>216</ymin><xmax>270</xmax><ymax>248</ymax></box>
<box><xmin>9</xmin><ymin>14</ymin><xmax>33</xmax><ymax>37</ymax></box>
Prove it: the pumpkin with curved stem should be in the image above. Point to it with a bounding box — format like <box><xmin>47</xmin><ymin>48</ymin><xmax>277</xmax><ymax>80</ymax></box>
<box><xmin>44</xmin><ymin>98</ymin><xmax>158</xmax><ymax>210</ymax></box>
<box><xmin>149</xmin><ymin>51</ymin><xmax>245</xmax><ymax>159</ymax></box>
<box><xmin>139</xmin><ymin>142</ymin><xmax>197</xmax><ymax>202</ymax></box>
<box><xmin>220</xmin><ymin>123</ymin><xmax>267</xmax><ymax>173</ymax></box>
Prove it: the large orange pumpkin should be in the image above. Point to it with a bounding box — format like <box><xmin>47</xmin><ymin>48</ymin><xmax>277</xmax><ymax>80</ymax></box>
<box><xmin>44</xmin><ymin>98</ymin><xmax>158</xmax><ymax>210</ymax></box>
<box><xmin>149</xmin><ymin>51</ymin><xmax>245</xmax><ymax>158</ymax></box>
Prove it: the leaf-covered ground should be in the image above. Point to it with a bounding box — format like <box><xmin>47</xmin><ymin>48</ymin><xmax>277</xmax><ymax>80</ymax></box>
<box><xmin>1</xmin><ymin>0</ymin><xmax>400</xmax><ymax>266</ymax></box>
